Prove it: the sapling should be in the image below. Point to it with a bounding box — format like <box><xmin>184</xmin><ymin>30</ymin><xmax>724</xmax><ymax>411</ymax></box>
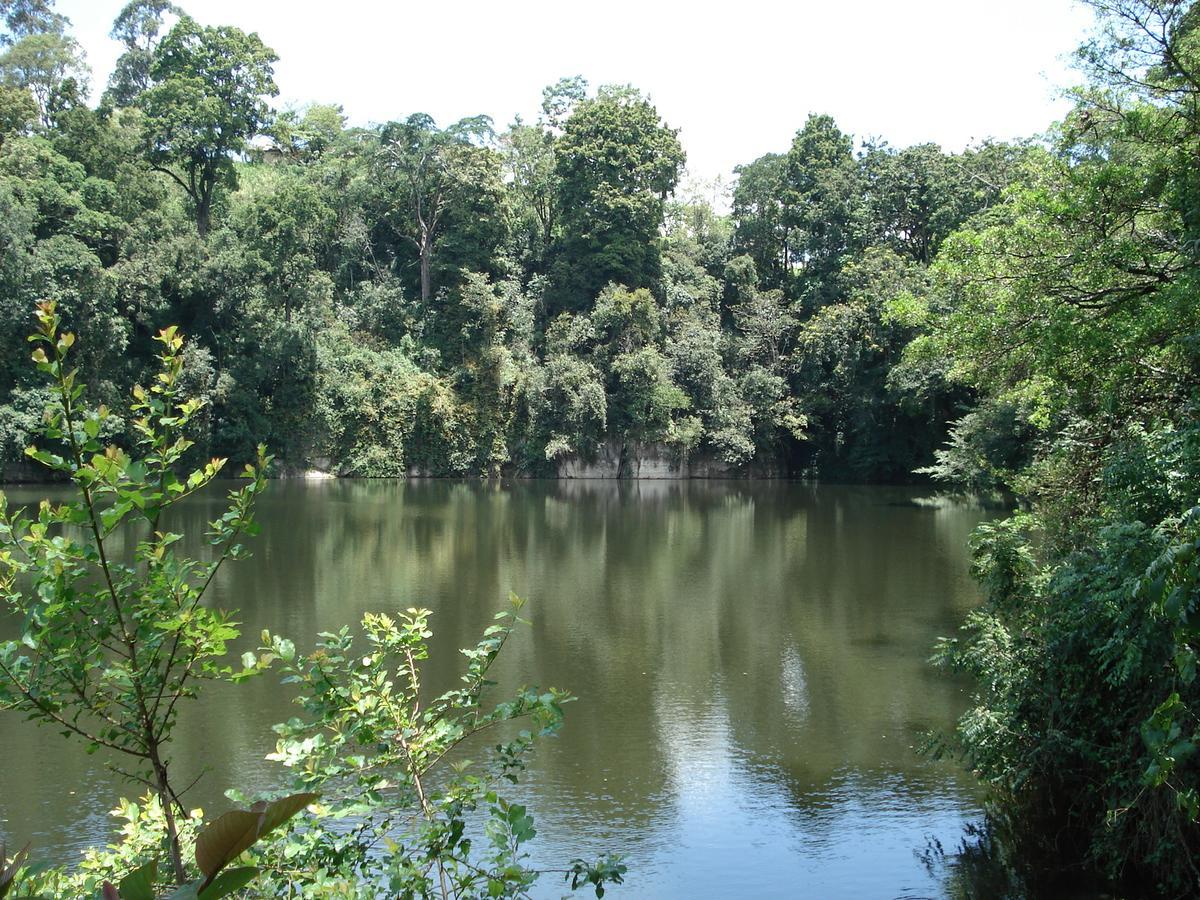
<box><xmin>0</xmin><ymin>301</ymin><xmax>270</xmax><ymax>884</ymax></box>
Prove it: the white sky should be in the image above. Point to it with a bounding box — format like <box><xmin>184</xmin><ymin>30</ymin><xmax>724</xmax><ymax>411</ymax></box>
<box><xmin>56</xmin><ymin>0</ymin><xmax>1096</xmax><ymax>183</ymax></box>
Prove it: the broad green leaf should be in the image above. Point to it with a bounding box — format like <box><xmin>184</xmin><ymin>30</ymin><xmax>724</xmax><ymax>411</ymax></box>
<box><xmin>197</xmin><ymin>866</ymin><xmax>258</xmax><ymax>899</ymax></box>
<box><xmin>195</xmin><ymin>793</ymin><xmax>316</xmax><ymax>886</ymax></box>
<box><xmin>116</xmin><ymin>860</ymin><xmax>157</xmax><ymax>900</ymax></box>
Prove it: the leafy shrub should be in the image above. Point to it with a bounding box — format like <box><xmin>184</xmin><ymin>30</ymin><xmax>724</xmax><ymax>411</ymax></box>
<box><xmin>935</xmin><ymin>427</ymin><xmax>1200</xmax><ymax>894</ymax></box>
<box><xmin>0</xmin><ymin>302</ymin><xmax>270</xmax><ymax>883</ymax></box>
<box><xmin>241</xmin><ymin>599</ymin><xmax>626</xmax><ymax>898</ymax></box>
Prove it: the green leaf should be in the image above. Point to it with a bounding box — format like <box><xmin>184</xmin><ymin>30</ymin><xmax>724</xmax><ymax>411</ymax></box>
<box><xmin>162</xmin><ymin>883</ymin><xmax>200</xmax><ymax>900</ymax></box>
<box><xmin>1164</xmin><ymin>585</ymin><xmax>1184</xmax><ymax>621</ymax></box>
<box><xmin>194</xmin><ymin>793</ymin><xmax>317</xmax><ymax>887</ymax></box>
<box><xmin>274</xmin><ymin>638</ymin><xmax>295</xmax><ymax>662</ymax></box>
<box><xmin>116</xmin><ymin>860</ymin><xmax>157</xmax><ymax>900</ymax></box>
<box><xmin>194</xmin><ymin>810</ymin><xmax>267</xmax><ymax>884</ymax></box>
<box><xmin>197</xmin><ymin>867</ymin><xmax>259</xmax><ymax>899</ymax></box>
<box><xmin>0</xmin><ymin>842</ymin><xmax>31</xmax><ymax>899</ymax></box>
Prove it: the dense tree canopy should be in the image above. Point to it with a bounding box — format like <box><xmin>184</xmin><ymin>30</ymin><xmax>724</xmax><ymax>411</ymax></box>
<box><xmin>0</xmin><ymin>0</ymin><xmax>1023</xmax><ymax>485</ymax></box>
<box><xmin>0</xmin><ymin>0</ymin><xmax>1159</xmax><ymax>498</ymax></box>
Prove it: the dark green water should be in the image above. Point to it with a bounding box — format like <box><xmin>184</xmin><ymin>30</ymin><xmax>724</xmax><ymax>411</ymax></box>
<box><xmin>0</xmin><ymin>479</ymin><xmax>993</xmax><ymax>898</ymax></box>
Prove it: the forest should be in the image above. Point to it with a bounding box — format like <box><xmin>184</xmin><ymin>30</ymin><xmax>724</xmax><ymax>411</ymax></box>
<box><xmin>1</xmin><ymin>0</ymin><xmax>1200</xmax><ymax>897</ymax></box>
<box><xmin>0</xmin><ymin>1</ymin><xmax>1032</xmax><ymax>483</ymax></box>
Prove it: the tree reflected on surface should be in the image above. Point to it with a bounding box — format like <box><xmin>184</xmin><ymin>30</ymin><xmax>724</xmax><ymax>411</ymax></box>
<box><xmin>1</xmin><ymin>479</ymin><xmax>993</xmax><ymax>898</ymax></box>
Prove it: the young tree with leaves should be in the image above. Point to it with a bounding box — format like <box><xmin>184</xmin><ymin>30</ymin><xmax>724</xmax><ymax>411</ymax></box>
<box><xmin>252</xmin><ymin>599</ymin><xmax>626</xmax><ymax>898</ymax></box>
<box><xmin>0</xmin><ymin>302</ymin><xmax>270</xmax><ymax>884</ymax></box>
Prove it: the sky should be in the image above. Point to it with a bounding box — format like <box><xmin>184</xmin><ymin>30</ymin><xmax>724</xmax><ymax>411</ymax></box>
<box><xmin>55</xmin><ymin>0</ymin><xmax>1097</xmax><ymax>185</ymax></box>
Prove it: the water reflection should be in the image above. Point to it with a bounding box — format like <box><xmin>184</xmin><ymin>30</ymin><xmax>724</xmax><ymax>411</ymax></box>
<box><xmin>1</xmin><ymin>480</ymin><xmax>992</xmax><ymax>898</ymax></box>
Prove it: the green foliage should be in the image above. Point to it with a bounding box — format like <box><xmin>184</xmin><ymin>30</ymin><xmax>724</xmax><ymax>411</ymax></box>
<box><xmin>247</xmin><ymin>599</ymin><xmax>625</xmax><ymax>898</ymax></box>
<box><xmin>921</xmin><ymin>2</ymin><xmax>1200</xmax><ymax>891</ymax></box>
<box><xmin>731</xmin><ymin>153</ymin><xmax>789</xmax><ymax>290</ymax></box>
<box><xmin>104</xmin><ymin>1</ymin><xmax>180</xmax><ymax>109</ymax></box>
<box><xmin>140</xmin><ymin>14</ymin><xmax>278</xmax><ymax>235</ymax></box>
<box><xmin>311</xmin><ymin>328</ymin><xmax>422</xmax><ymax>476</ymax></box>
<box><xmin>229</xmin><ymin>167</ymin><xmax>334</xmax><ymax>322</ymax></box>
<box><xmin>8</xmin><ymin>791</ymin><xmax>314</xmax><ymax>899</ymax></box>
<box><xmin>519</xmin><ymin>348</ymin><xmax>607</xmax><ymax>466</ymax></box>
<box><xmin>0</xmin><ymin>301</ymin><xmax>270</xmax><ymax>882</ymax></box>
<box><xmin>783</xmin><ymin>114</ymin><xmax>865</xmax><ymax>305</ymax></box>
<box><xmin>549</xmin><ymin>85</ymin><xmax>685</xmax><ymax>312</ymax></box>
<box><xmin>266</xmin><ymin>103</ymin><xmax>345</xmax><ymax>162</ymax></box>
<box><xmin>11</xmin><ymin>0</ymin><xmax>1200</xmax><ymax>892</ymax></box>
<box><xmin>502</xmin><ymin>117</ymin><xmax>558</xmax><ymax>271</ymax></box>
<box><xmin>0</xmin><ymin>29</ymin><xmax>85</xmax><ymax>129</ymax></box>
<box><xmin>936</xmin><ymin>463</ymin><xmax>1200</xmax><ymax>892</ymax></box>
<box><xmin>608</xmin><ymin>345</ymin><xmax>689</xmax><ymax>443</ymax></box>
<box><xmin>860</xmin><ymin>141</ymin><xmax>1013</xmax><ymax>266</ymax></box>
<box><xmin>0</xmin><ymin>82</ymin><xmax>36</xmax><ymax>144</ymax></box>
<box><xmin>374</xmin><ymin>113</ymin><xmax>507</xmax><ymax>305</ymax></box>
<box><xmin>915</xmin><ymin>399</ymin><xmax>1035</xmax><ymax>493</ymax></box>
<box><xmin>0</xmin><ymin>305</ymin><xmax>625</xmax><ymax>895</ymax></box>
<box><xmin>0</xmin><ymin>6</ymin><xmax>1019</xmax><ymax>483</ymax></box>
<box><xmin>790</xmin><ymin>248</ymin><xmax>951</xmax><ymax>479</ymax></box>
<box><xmin>189</xmin><ymin>793</ymin><xmax>317</xmax><ymax>894</ymax></box>
<box><xmin>0</xmin><ymin>0</ymin><xmax>1075</xmax><ymax>488</ymax></box>
<box><xmin>0</xmin><ymin>841</ymin><xmax>31</xmax><ymax>899</ymax></box>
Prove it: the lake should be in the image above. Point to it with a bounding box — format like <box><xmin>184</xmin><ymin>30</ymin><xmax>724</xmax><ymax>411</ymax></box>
<box><xmin>0</xmin><ymin>479</ymin><xmax>993</xmax><ymax>898</ymax></box>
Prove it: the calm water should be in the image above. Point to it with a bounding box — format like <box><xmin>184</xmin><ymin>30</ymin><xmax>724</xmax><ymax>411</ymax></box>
<box><xmin>0</xmin><ymin>479</ymin><xmax>992</xmax><ymax>898</ymax></box>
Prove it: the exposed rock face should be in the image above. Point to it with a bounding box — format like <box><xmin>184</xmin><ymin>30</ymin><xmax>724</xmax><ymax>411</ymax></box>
<box><xmin>3</xmin><ymin>448</ymin><xmax>784</xmax><ymax>483</ymax></box>
<box><xmin>273</xmin><ymin>457</ymin><xmax>337</xmax><ymax>479</ymax></box>
<box><xmin>555</xmin><ymin>440</ymin><xmax>784</xmax><ymax>479</ymax></box>
<box><xmin>555</xmin><ymin>440</ymin><xmax>625</xmax><ymax>478</ymax></box>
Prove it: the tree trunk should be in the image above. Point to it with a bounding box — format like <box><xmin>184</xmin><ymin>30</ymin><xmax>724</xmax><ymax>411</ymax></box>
<box><xmin>196</xmin><ymin>195</ymin><xmax>212</xmax><ymax>240</ymax></box>
<box><xmin>420</xmin><ymin>239</ymin><xmax>432</xmax><ymax>304</ymax></box>
<box><xmin>149</xmin><ymin>742</ymin><xmax>188</xmax><ymax>883</ymax></box>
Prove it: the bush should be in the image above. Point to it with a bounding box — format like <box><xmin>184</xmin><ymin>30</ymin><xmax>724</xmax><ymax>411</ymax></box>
<box><xmin>935</xmin><ymin>427</ymin><xmax>1200</xmax><ymax>894</ymax></box>
<box><xmin>0</xmin><ymin>302</ymin><xmax>270</xmax><ymax>884</ymax></box>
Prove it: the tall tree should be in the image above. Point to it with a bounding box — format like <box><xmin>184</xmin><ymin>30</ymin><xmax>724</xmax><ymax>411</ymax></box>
<box><xmin>784</xmin><ymin>113</ymin><xmax>865</xmax><ymax>306</ymax></box>
<box><xmin>375</xmin><ymin>113</ymin><xmax>500</xmax><ymax>304</ymax></box>
<box><xmin>267</xmin><ymin>102</ymin><xmax>346</xmax><ymax>161</ymax></box>
<box><xmin>0</xmin><ymin>0</ymin><xmax>66</xmax><ymax>45</ymax></box>
<box><xmin>503</xmin><ymin>118</ymin><xmax>558</xmax><ymax>268</ymax></box>
<box><xmin>139</xmin><ymin>14</ymin><xmax>277</xmax><ymax>236</ymax></box>
<box><xmin>860</xmin><ymin>142</ymin><xmax>957</xmax><ymax>264</ymax></box>
<box><xmin>731</xmin><ymin>152</ymin><xmax>790</xmax><ymax>289</ymax></box>
<box><xmin>501</xmin><ymin>77</ymin><xmax>587</xmax><ymax>273</ymax></box>
<box><xmin>860</xmin><ymin>141</ymin><xmax>1024</xmax><ymax>265</ymax></box>
<box><xmin>233</xmin><ymin>171</ymin><xmax>335</xmax><ymax>323</ymax></box>
<box><xmin>104</xmin><ymin>0</ymin><xmax>181</xmax><ymax>107</ymax></box>
<box><xmin>540</xmin><ymin>74</ymin><xmax>587</xmax><ymax>131</ymax></box>
<box><xmin>550</xmin><ymin>85</ymin><xmax>685</xmax><ymax>312</ymax></box>
<box><xmin>0</xmin><ymin>0</ymin><xmax>85</xmax><ymax>129</ymax></box>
